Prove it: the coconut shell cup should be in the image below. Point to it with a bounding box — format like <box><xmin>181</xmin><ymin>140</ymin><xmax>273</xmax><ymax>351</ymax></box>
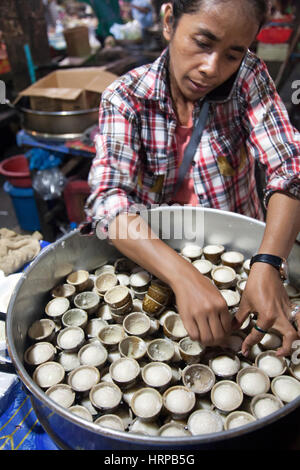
<box><xmin>45</xmin><ymin>297</ymin><xmax>70</xmax><ymax>321</ymax></box>
<box><xmin>68</xmin><ymin>365</ymin><xmax>100</xmax><ymax>394</ymax></box>
<box><xmin>143</xmin><ymin>294</ymin><xmax>166</xmax><ymax>316</ymax></box>
<box><xmin>28</xmin><ymin>318</ymin><xmax>56</xmax><ymax>343</ymax></box>
<box><xmin>104</xmin><ymin>285</ymin><xmax>132</xmax><ymax>309</ymax></box>
<box><xmin>211</xmin><ymin>265</ymin><xmax>237</xmax><ymax>289</ymax></box>
<box><xmin>209</xmin><ymin>352</ymin><xmax>241</xmax><ymax>380</ymax></box>
<box><xmin>237</xmin><ymin>366</ymin><xmax>270</xmax><ymax>398</ymax></box>
<box><xmin>163</xmin><ymin>385</ymin><xmax>196</xmax><ymax>420</ymax></box>
<box><xmin>203</xmin><ymin>244</ymin><xmax>225</xmax><ymax>264</ymax></box>
<box><xmin>163</xmin><ymin>313</ymin><xmax>188</xmax><ymax>341</ymax></box>
<box><xmin>211</xmin><ymin>380</ymin><xmax>244</xmax><ymax>414</ymax></box>
<box><xmin>178</xmin><ymin>337</ymin><xmax>205</xmax><ymax>364</ymax></box>
<box><xmin>66</xmin><ymin>270</ymin><xmax>91</xmax><ymax>292</ymax></box>
<box><xmin>62</xmin><ymin>308</ymin><xmax>88</xmax><ymax>330</ymax></box>
<box><xmin>51</xmin><ymin>283</ymin><xmax>76</xmax><ymax>301</ymax></box>
<box><xmin>147</xmin><ymin>338</ymin><xmax>175</xmax><ymax>363</ymax></box>
<box><xmin>224</xmin><ymin>411</ymin><xmax>255</xmax><ymax>430</ymax></box>
<box><xmin>74</xmin><ymin>291</ymin><xmax>100</xmax><ymax>316</ymax></box>
<box><xmin>89</xmin><ymin>382</ymin><xmax>122</xmax><ymax>412</ymax></box>
<box><xmin>255</xmin><ymin>350</ymin><xmax>287</xmax><ymax>378</ymax></box>
<box><xmin>142</xmin><ymin>361</ymin><xmax>173</xmax><ymax>391</ymax></box>
<box><xmin>24</xmin><ymin>342</ymin><xmax>56</xmax><ymax>368</ymax></box>
<box><xmin>109</xmin><ymin>357</ymin><xmax>141</xmax><ymax>389</ymax></box>
<box><xmin>95</xmin><ymin>273</ymin><xmax>119</xmax><ymax>296</ymax></box>
<box><xmin>123</xmin><ymin>312</ymin><xmax>151</xmax><ymax>338</ymax></box>
<box><xmin>182</xmin><ymin>364</ymin><xmax>216</xmax><ymax>396</ymax></box>
<box><xmin>131</xmin><ymin>387</ymin><xmax>163</xmax><ymax>422</ymax></box>
<box><xmin>250</xmin><ymin>393</ymin><xmax>284</xmax><ymax>419</ymax></box>
<box><xmin>221</xmin><ymin>251</ymin><xmax>244</xmax><ymax>271</ymax></box>
<box><xmin>119</xmin><ymin>336</ymin><xmax>147</xmax><ymax>361</ymax></box>
<box><xmin>98</xmin><ymin>325</ymin><xmax>126</xmax><ymax>350</ymax></box>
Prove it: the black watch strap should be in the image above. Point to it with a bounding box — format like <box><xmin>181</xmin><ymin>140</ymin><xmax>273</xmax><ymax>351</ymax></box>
<box><xmin>250</xmin><ymin>254</ymin><xmax>283</xmax><ymax>270</ymax></box>
<box><xmin>250</xmin><ymin>254</ymin><xmax>288</xmax><ymax>280</ymax></box>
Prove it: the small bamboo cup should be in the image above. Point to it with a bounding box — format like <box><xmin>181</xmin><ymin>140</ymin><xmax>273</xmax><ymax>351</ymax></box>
<box><xmin>67</xmin><ymin>270</ymin><xmax>91</xmax><ymax>292</ymax></box>
<box><xmin>74</xmin><ymin>291</ymin><xmax>100</xmax><ymax>316</ymax></box>
<box><xmin>203</xmin><ymin>244</ymin><xmax>225</xmax><ymax>264</ymax></box>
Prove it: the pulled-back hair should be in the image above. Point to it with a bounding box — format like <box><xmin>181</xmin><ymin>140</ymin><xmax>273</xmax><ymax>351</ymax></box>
<box><xmin>171</xmin><ymin>0</ymin><xmax>270</xmax><ymax>30</ymax></box>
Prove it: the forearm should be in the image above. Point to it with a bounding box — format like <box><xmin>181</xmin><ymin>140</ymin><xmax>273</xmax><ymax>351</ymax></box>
<box><xmin>108</xmin><ymin>212</ymin><xmax>231</xmax><ymax>344</ymax></box>
<box><xmin>258</xmin><ymin>192</ymin><xmax>300</xmax><ymax>258</ymax></box>
<box><xmin>108</xmin><ymin>212</ymin><xmax>190</xmax><ymax>289</ymax></box>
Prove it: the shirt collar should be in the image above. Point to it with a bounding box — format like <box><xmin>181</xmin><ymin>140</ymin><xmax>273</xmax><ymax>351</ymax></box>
<box><xmin>130</xmin><ymin>47</ymin><xmax>248</xmax><ymax>114</ymax></box>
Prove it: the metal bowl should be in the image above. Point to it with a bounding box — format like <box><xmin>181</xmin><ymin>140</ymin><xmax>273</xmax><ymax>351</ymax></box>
<box><xmin>6</xmin><ymin>207</ymin><xmax>300</xmax><ymax>449</ymax></box>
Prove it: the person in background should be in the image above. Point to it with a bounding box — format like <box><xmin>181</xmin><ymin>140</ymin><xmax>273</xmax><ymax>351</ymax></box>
<box><xmin>77</xmin><ymin>0</ymin><xmax>123</xmax><ymax>46</ymax></box>
<box><xmin>84</xmin><ymin>0</ymin><xmax>300</xmax><ymax>357</ymax></box>
<box><xmin>43</xmin><ymin>0</ymin><xmax>59</xmax><ymax>29</ymax></box>
<box><xmin>129</xmin><ymin>0</ymin><xmax>154</xmax><ymax>31</ymax></box>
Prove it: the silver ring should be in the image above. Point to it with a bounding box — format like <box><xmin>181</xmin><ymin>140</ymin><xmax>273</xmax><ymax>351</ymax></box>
<box><xmin>290</xmin><ymin>305</ymin><xmax>300</xmax><ymax>320</ymax></box>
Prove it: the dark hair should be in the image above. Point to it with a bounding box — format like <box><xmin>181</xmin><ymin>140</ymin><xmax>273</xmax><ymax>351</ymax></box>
<box><xmin>171</xmin><ymin>0</ymin><xmax>269</xmax><ymax>30</ymax></box>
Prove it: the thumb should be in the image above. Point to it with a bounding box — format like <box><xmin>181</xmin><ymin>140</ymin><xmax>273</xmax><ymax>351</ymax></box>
<box><xmin>233</xmin><ymin>295</ymin><xmax>252</xmax><ymax>330</ymax></box>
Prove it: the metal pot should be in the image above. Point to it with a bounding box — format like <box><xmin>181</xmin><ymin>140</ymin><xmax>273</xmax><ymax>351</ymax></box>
<box><xmin>6</xmin><ymin>98</ymin><xmax>98</xmax><ymax>141</ymax></box>
<box><xmin>6</xmin><ymin>207</ymin><xmax>300</xmax><ymax>450</ymax></box>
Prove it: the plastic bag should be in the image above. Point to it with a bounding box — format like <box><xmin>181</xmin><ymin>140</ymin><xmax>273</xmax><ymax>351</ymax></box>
<box><xmin>32</xmin><ymin>167</ymin><xmax>66</xmax><ymax>200</ymax></box>
<box><xmin>109</xmin><ymin>20</ymin><xmax>142</xmax><ymax>41</ymax></box>
<box><xmin>26</xmin><ymin>148</ymin><xmax>63</xmax><ymax>171</ymax></box>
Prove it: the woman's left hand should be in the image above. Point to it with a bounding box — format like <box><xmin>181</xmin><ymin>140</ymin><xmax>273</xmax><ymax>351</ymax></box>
<box><xmin>234</xmin><ymin>262</ymin><xmax>299</xmax><ymax>357</ymax></box>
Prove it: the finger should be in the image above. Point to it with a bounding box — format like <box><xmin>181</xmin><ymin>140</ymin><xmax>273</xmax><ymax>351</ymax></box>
<box><xmin>241</xmin><ymin>315</ymin><xmax>275</xmax><ymax>357</ymax></box>
<box><xmin>180</xmin><ymin>312</ymin><xmax>200</xmax><ymax>341</ymax></box>
<box><xmin>208</xmin><ymin>313</ymin><xmax>226</xmax><ymax>345</ymax></box>
<box><xmin>219</xmin><ymin>309</ymin><xmax>233</xmax><ymax>335</ymax></box>
<box><xmin>276</xmin><ymin>327</ymin><xmax>298</xmax><ymax>357</ymax></box>
<box><xmin>273</xmin><ymin>316</ymin><xmax>299</xmax><ymax>357</ymax></box>
<box><xmin>196</xmin><ymin>315</ymin><xmax>213</xmax><ymax>346</ymax></box>
<box><xmin>234</xmin><ymin>297</ymin><xmax>252</xmax><ymax>330</ymax></box>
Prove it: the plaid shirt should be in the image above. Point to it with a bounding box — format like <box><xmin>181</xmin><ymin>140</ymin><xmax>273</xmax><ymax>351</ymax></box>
<box><xmin>85</xmin><ymin>48</ymin><xmax>300</xmax><ymax>233</ymax></box>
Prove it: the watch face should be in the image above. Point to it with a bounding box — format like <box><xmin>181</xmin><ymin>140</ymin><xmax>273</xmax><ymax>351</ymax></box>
<box><xmin>280</xmin><ymin>260</ymin><xmax>288</xmax><ymax>280</ymax></box>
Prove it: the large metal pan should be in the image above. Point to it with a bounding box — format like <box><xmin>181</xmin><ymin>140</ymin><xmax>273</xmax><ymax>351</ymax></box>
<box><xmin>6</xmin><ymin>207</ymin><xmax>300</xmax><ymax>450</ymax></box>
<box><xmin>6</xmin><ymin>98</ymin><xmax>98</xmax><ymax>141</ymax></box>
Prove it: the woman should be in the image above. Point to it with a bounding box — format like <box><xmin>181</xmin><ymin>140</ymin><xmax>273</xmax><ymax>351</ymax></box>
<box><xmin>84</xmin><ymin>0</ymin><xmax>300</xmax><ymax>357</ymax></box>
<box><xmin>129</xmin><ymin>0</ymin><xmax>154</xmax><ymax>30</ymax></box>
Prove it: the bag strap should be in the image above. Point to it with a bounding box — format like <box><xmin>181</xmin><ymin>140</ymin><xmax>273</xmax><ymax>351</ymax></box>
<box><xmin>174</xmin><ymin>99</ymin><xmax>210</xmax><ymax>196</ymax></box>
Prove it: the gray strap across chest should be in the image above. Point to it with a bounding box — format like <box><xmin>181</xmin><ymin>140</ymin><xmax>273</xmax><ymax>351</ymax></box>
<box><xmin>174</xmin><ymin>99</ymin><xmax>210</xmax><ymax>195</ymax></box>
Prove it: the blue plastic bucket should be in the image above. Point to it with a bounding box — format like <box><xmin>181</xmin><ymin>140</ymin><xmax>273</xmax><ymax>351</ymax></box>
<box><xmin>4</xmin><ymin>181</ymin><xmax>41</xmax><ymax>231</ymax></box>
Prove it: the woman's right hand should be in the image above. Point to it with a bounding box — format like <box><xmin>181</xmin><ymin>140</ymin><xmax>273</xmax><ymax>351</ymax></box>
<box><xmin>109</xmin><ymin>214</ymin><xmax>234</xmax><ymax>347</ymax></box>
<box><xmin>170</xmin><ymin>264</ymin><xmax>233</xmax><ymax>346</ymax></box>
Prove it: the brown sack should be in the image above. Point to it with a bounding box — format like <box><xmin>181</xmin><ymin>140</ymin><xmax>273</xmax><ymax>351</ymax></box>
<box><xmin>0</xmin><ymin>229</ymin><xmax>42</xmax><ymax>275</ymax></box>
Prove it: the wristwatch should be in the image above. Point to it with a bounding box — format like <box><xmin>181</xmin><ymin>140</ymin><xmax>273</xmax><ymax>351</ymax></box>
<box><xmin>250</xmin><ymin>254</ymin><xmax>288</xmax><ymax>280</ymax></box>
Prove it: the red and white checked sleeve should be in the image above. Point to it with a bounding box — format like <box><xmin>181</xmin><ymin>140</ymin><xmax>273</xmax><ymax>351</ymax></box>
<box><xmin>242</xmin><ymin>59</ymin><xmax>300</xmax><ymax>207</ymax></box>
<box><xmin>85</xmin><ymin>92</ymin><xmax>142</xmax><ymax>235</ymax></box>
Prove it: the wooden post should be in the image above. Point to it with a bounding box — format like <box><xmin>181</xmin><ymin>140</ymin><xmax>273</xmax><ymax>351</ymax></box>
<box><xmin>0</xmin><ymin>0</ymin><xmax>51</xmax><ymax>93</ymax></box>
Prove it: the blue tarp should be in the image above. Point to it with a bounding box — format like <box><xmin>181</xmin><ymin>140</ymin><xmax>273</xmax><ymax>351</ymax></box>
<box><xmin>0</xmin><ymin>379</ymin><xmax>59</xmax><ymax>450</ymax></box>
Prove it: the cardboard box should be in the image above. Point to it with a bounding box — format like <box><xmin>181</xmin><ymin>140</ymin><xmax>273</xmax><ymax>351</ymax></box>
<box><xmin>63</xmin><ymin>26</ymin><xmax>91</xmax><ymax>58</ymax></box>
<box><xmin>17</xmin><ymin>67</ymin><xmax>118</xmax><ymax>112</ymax></box>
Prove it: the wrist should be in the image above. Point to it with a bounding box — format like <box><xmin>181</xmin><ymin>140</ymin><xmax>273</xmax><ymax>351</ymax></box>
<box><xmin>250</xmin><ymin>253</ymin><xmax>288</xmax><ymax>280</ymax></box>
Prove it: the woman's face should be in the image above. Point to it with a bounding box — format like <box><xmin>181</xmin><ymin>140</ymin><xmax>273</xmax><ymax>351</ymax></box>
<box><xmin>163</xmin><ymin>1</ymin><xmax>259</xmax><ymax>103</ymax></box>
